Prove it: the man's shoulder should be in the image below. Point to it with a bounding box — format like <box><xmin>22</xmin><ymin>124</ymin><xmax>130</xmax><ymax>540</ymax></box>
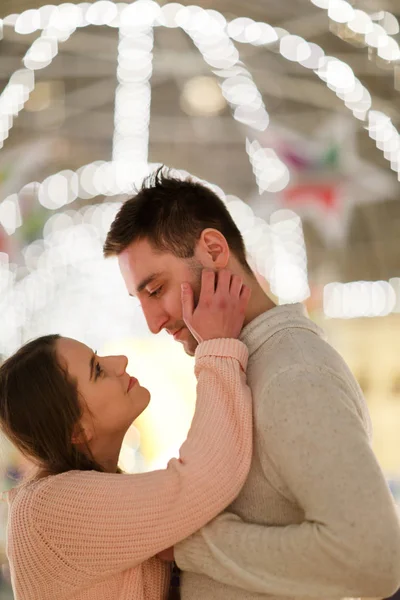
<box><xmin>250</xmin><ymin>321</ymin><xmax>335</xmax><ymax>373</ymax></box>
<box><xmin>249</xmin><ymin>324</ymin><xmax>354</xmax><ymax>400</ymax></box>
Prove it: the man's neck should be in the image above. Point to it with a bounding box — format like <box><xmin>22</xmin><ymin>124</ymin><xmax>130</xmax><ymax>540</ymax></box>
<box><xmin>225</xmin><ymin>259</ymin><xmax>276</xmax><ymax>328</ymax></box>
<box><xmin>243</xmin><ymin>278</ymin><xmax>276</xmax><ymax>327</ymax></box>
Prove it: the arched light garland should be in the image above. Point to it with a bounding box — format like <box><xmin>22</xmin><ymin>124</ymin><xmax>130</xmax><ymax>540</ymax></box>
<box><xmin>224</xmin><ymin>15</ymin><xmax>400</xmax><ymax>177</ymax></box>
<box><xmin>0</xmin><ymin>7</ymin><xmax>80</xmax><ymax>148</ymax></box>
<box><xmin>310</xmin><ymin>0</ymin><xmax>400</xmax><ymax>65</ymax></box>
<box><xmin>175</xmin><ymin>7</ymin><xmax>288</xmax><ymax>191</ymax></box>
<box><xmin>1</xmin><ymin>2</ymin><xmax>399</xmax><ymax>180</ymax></box>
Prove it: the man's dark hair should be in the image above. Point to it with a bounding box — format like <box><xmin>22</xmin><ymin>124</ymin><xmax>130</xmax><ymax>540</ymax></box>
<box><xmin>103</xmin><ymin>167</ymin><xmax>252</xmax><ymax>273</ymax></box>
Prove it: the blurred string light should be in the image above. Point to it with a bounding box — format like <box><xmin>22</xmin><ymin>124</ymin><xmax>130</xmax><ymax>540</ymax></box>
<box><xmin>0</xmin><ymin>6</ymin><xmax>79</xmax><ymax>148</ymax></box>
<box><xmin>177</xmin><ymin>7</ymin><xmax>289</xmax><ymax>192</ymax></box>
<box><xmin>1</xmin><ymin>3</ymin><xmax>400</xmax><ymax>177</ymax></box>
<box><xmin>112</xmin><ymin>1</ymin><xmax>157</xmax><ymax>184</ymax></box>
<box><xmin>0</xmin><ymin>160</ymin><xmax>146</xmax><ymax>229</ymax></box>
<box><xmin>223</xmin><ymin>14</ymin><xmax>400</xmax><ymax>178</ymax></box>
<box><xmin>0</xmin><ymin>2</ymin><xmax>122</xmax><ymax>150</ymax></box>
<box><xmin>246</xmin><ymin>138</ymin><xmax>290</xmax><ymax>193</ymax></box>
<box><xmin>269</xmin><ymin>210</ymin><xmax>310</xmax><ymax>303</ymax></box>
<box><xmin>178</xmin><ymin>7</ymin><xmax>270</xmax><ymax>130</ymax></box>
<box><xmin>0</xmin><ymin>70</ymin><xmax>34</xmax><ymax>149</ymax></box>
<box><xmin>310</xmin><ymin>0</ymin><xmax>400</xmax><ymax>63</ymax></box>
<box><xmin>0</xmin><ymin>201</ymin><xmax>130</xmax><ymax>357</ymax></box>
<box><xmin>180</xmin><ymin>76</ymin><xmax>226</xmax><ymax>116</ymax></box>
<box><xmin>367</xmin><ymin>110</ymin><xmax>400</xmax><ymax>175</ymax></box>
<box><xmin>389</xmin><ymin>278</ymin><xmax>400</xmax><ymax>313</ymax></box>
<box><xmin>227</xmin><ymin>198</ymin><xmax>310</xmax><ymax>303</ymax></box>
<box><xmin>324</xmin><ymin>279</ymin><xmax>400</xmax><ymax>319</ymax></box>
<box><xmin>215</xmin><ymin>193</ymin><xmax>309</xmax><ymax>304</ymax></box>
<box><xmin>0</xmin><ymin>194</ymin><xmax>22</xmax><ymax>235</ymax></box>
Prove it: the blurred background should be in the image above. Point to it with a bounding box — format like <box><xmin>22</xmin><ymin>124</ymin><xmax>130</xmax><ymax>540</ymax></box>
<box><xmin>0</xmin><ymin>0</ymin><xmax>400</xmax><ymax>595</ymax></box>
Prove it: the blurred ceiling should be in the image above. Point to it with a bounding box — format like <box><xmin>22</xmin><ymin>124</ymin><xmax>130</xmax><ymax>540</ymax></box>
<box><xmin>0</xmin><ymin>0</ymin><xmax>400</xmax><ymax>284</ymax></box>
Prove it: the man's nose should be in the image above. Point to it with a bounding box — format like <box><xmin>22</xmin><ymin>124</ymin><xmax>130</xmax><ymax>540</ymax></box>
<box><xmin>142</xmin><ymin>305</ymin><xmax>169</xmax><ymax>335</ymax></box>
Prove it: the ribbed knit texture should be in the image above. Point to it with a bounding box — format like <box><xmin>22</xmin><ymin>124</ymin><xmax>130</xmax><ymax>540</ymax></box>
<box><xmin>6</xmin><ymin>338</ymin><xmax>252</xmax><ymax>600</ymax></box>
<box><xmin>176</xmin><ymin>304</ymin><xmax>400</xmax><ymax>600</ymax></box>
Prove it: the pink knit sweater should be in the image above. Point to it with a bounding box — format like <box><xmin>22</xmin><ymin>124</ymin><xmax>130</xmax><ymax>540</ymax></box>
<box><xmin>6</xmin><ymin>339</ymin><xmax>252</xmax><ymax>600</ymax></box>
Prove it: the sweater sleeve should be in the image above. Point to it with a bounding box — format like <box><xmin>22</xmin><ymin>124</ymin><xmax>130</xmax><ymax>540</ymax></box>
<box><xmin>175</xmin><ymin>365</ymin><xmax>400</xmax><ymax>599</ymax></box>
<box><xmin>29</xmin><ymin>338</ymin><xmax>252</xmax><ymax>580</ymax></box>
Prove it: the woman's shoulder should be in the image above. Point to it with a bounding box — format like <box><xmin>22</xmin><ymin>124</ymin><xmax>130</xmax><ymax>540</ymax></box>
<box><xmin>7</xmin><ymin>470</ymin><xmax>121</xmax><ymax>542</ymax></box>
<box><xmin>7</xmin><ymin>470</ymin><xmax>108</xmax><ymax>507</ymax></box>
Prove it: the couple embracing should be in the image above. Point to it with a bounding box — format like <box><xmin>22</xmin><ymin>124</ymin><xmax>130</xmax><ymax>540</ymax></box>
<box><xmin>1</xmin><ymin>168</ymin><xmax>399</xmax><ymax>600</ymax></box>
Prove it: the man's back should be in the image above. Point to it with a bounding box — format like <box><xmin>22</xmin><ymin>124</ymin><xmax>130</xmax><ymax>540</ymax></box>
<box><xmin>177</xmin><ymin>304</ymin><xmax>400</xmax><ymax>600</ymax></box>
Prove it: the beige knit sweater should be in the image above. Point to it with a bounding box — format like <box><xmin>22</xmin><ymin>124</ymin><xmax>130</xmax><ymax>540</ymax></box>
<box><xmin>175</xmin><ymin>304</ymin><xmax>400</xmax><ymax>600</ymax></box>
<box><xmin>6</xmin><ymin>339</ymin><xmax>252</xmax><ymax>600</ymax></box>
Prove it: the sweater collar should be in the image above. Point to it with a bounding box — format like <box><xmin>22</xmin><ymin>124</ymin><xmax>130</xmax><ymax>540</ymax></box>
<box><xmin>239</xmin><ymin>303</ymin><xmax>325</xmax><ymax>358</ymax></box>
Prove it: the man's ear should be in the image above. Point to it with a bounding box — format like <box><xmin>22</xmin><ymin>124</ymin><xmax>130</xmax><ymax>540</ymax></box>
<box><xmin>195</xmin><ymin>228</ymin><xmax>230</xmax><ymax>268</ymax></box>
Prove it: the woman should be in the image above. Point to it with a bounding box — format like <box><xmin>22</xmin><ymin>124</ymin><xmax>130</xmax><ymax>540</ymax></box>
<box><xmin>0</xmin><ymin>270</ymin><xmax>252</xmax><ymax>600</ymax></box>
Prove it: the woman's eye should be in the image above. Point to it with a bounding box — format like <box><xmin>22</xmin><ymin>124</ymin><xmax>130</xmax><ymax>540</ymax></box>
<box><xmin>95</xmin><ymin>362</ymin><xmax>103</xmax><ymax>378</ymax></box>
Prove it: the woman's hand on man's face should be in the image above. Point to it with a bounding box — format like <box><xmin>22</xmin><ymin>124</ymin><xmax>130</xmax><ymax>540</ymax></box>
<box><xmin>181</xmin><ymin>269</ymin><xmax>251</xmax><ymax>343</ymax></box>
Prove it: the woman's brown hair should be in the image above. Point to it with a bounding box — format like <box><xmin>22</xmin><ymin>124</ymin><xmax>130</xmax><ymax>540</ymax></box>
<box><xmin>0</xmin><ymin>334</ymin><xmax>105</xmax><ymax>476</ymax></box>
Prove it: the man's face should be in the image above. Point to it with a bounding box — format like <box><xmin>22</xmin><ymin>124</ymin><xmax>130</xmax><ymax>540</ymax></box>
<box><xmin>118</xmin><ymin>239</ymin><xmax>202</xmax><ymax>356</ymax></box>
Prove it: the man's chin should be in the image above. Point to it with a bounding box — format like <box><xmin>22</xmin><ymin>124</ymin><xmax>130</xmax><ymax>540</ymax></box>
<box><xmin>183</xmin><ymin>344</ymin><xmax>196</xmax><ymax>357</ymax></box>
<box><xmin>180</xmin><ymin>332</ymin><xmax>198</xmax><ymax>357</ymax></box>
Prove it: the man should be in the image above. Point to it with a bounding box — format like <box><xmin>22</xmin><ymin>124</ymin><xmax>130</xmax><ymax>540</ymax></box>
<box><xmin>104</xmin><ymin>167</ymin><xmax>400</xmax><ymax>600</ymax></box>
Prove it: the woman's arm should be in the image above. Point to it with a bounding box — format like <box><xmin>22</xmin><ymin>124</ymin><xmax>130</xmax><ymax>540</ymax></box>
<box><xmin>28</xmin><ymin>338</ymin><xmax>252</xmax><ymax>581</ymax></box>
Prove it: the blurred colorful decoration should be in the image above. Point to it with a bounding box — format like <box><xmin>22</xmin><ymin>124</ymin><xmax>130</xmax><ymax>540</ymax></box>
<box><xmin>283</xmin><ymin>183</ymin><xmax>339</xmax><ymax>212</ymax></box>
<box><xmin>250</xmin><ymin>116</ymin><xmax>398</xmax><ymax>243</ymax></box>
<box><xmin>277</xmin><ymin>139</ymin><xmax>341</xmax><ymax>173</ymax></box>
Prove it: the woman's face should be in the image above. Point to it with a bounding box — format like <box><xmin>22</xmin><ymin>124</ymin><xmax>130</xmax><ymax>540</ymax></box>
<box><xmin>56</xmin><ymin>337</ymin><xmax>150</xmax><ymax>444</ymax></box>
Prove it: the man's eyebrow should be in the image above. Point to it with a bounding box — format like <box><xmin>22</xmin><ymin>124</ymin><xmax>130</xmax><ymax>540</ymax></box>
<box><xmin>129</xmin><ymin>273</ymin><xmax>162</xmax><ymax>297</ymax></box>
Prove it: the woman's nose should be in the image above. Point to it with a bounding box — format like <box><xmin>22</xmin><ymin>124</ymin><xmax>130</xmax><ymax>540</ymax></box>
<box><xmin>109</xmin><ymin>354</ymin><xmax>128</xmax><ymax>375</ymax></box>
<box><xmin>119</xmin><ymin>355</ymin><xmax>129</xmax><ymax>374</ymax></box>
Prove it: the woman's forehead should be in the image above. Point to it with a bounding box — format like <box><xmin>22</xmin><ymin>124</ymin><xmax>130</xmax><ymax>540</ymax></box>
<box><xmin>56</xmin><ymin>337</ymin><xmax>91</xmax><ymax>370</ymax></box>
